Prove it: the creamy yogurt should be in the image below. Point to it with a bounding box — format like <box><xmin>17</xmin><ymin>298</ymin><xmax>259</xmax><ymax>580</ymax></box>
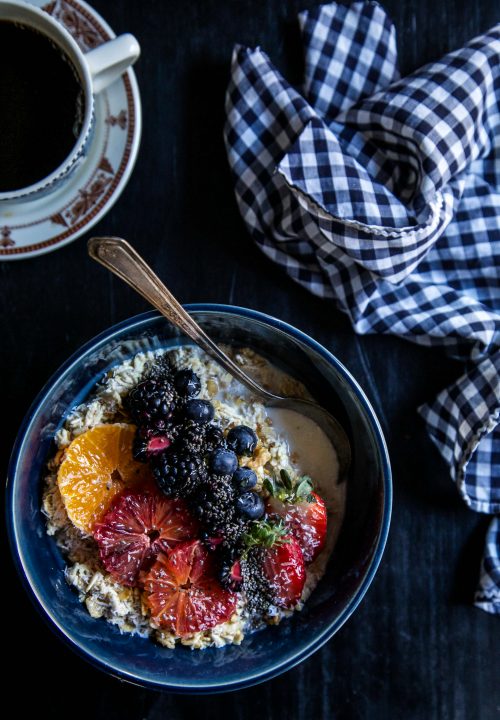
<box><xmin>266</xmin><ymin>407</ymin><xmax>346</xmax><ymax>598</ymax></box>
<box><xmin>266</xmin><ymin>408</ymin><xmax>339</xmax><ymax>487</ymax></box>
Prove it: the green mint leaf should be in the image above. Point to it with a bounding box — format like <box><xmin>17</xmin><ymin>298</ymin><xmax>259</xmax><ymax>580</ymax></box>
<box><xmin>296</xmin><ymin>476</ymin><xmax>314</xmax><ymax>499</ymax></box>
<box><xmin>280</xmin><ymin>468</ymin><xmax>293</xmax><ymax>490</ymax></box>
<box><xmin>263</xmin><ymin>477</ymin><xmax>274</xmax><ymax>496</ymax></box>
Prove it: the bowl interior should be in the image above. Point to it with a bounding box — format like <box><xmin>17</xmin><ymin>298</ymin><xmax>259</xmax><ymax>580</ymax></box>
<box><xmin>8</xmin><ymin>307</ymin><xmax>390</xmax><ymax>692</ymax></box>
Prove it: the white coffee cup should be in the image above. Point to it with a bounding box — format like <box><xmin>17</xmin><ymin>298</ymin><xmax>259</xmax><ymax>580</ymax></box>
<box><xmin>0</xmin><ymin>0</ymin><xmax>140</xmax><ymax>202</ymax></box>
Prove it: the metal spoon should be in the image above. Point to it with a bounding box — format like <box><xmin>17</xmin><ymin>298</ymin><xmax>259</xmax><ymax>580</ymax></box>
<box><xmin>88</xmin><ymin>236</ymin><xmax>351</xmax><ymax>480</ymax></box>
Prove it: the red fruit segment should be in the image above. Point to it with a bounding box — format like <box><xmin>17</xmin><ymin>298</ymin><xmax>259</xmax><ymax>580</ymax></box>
<box><xmin>148</xmin><ymin>436</ymin><xmax>171</xmax><ymax>453</ymax></box>
<box><xmin>93</xmin><ymin>489</ymin><xmax>199</xmax><ymax>586</ymax></box>
<box><xmin>229</xmin><ymin>560</ymin><xmax>242</xmax><ymax>586</ymax></box>
<box><xmin>261</xmin><ymin>534</ymin><xmax>305</xmax><ymax>608</ymax></box>
<box><xmin>267</xmin><ymin>490</ymin><xmax>327</xmax><ymax>563</ymax></box>
<box><xmin>143</xmin><ymin>540</ymin><xmax>238</xmax><ymax>636</ymax></box>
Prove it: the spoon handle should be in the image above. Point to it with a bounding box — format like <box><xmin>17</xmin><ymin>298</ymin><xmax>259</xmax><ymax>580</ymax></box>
<box><xmin>87</xmin><ymin>236</ymin><xmax>269</xmax><ymax>398</ymax></box>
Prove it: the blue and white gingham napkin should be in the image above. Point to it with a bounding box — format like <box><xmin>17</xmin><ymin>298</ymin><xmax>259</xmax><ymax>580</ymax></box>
<box><xmin>224</xmin><ymin>1</ymin><xmax>500</xmax><ymax>614</ymax></box>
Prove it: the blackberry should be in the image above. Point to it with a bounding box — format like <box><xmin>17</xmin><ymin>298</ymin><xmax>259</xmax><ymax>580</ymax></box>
<box><xmin>199</xmin><ymin>519</ymin><xmax>248</xmax><ymax>553</ymax></box>
<box><xmin>144</xmin><ymin>417</ymin><xmax>177</xmax><ymax>436</ymax></box>
<box><xmin>153</xmin><ymin>449</ymin><xmax>207</xmax><ymax>498</ymax></box>
<box><xmin>241</xmin><ymin>548</ymin><xmax>275</xmax><ymax>614</ymax></box>
<box><xmin>178</xmin><ymin>421</ymin><xmax>207</xmax><ymax>454</ymax></box>
<box><xmin>200</xmin><ymin>531</ymin><xmax>224</xmax><ymax>551</ymax></box>
<box><xmin>174</xmin><ymin>422</ymin><xmax>226</xmax><ymax>459</ymax></box>
<box><xmin>149</xmin><ymin>354</ymin><xmax>176</xmax><ymax>381</ymax></box>
<box><xmin>126</xmin><ymin>378</ymin><xmax>177</xmax><ymax>425</ymax></box>
<box><xmin>220</xmin><ymin>517</ymin><xmax>248</xmax><ymax>550</ymax></box>
<box><xmin>132</xmin><ymin>424</ymin><xmax>174</xmax><ymax>462</ymax></box>
<box><xmin>219</xmin><ymin>548</ymin><xmax>243</xmax><ymax>592</ymax></box>
<box><xmin>204</xmin><ymin>424</ymin><xmax>225</xmax><ymax>453</ymax></box>
<box><xmin>190</xmin><ymin>476</ymin><xmax>237</xmax><ymax>533</ymax></box>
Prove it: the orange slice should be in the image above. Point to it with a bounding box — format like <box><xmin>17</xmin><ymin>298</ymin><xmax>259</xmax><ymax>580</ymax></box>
<box><xmin>57</xmin><ymin>423</ymin><xmax>152</xmax><ymax>534</ymax></box>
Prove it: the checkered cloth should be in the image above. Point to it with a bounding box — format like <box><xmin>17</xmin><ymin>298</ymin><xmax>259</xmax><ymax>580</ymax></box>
<box><xmin>224</xmin><ymin>2</ymin><xmax>500</xmax><ymax>614</ymax></box>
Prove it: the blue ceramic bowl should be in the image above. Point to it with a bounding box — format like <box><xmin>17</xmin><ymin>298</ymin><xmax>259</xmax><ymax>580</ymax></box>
<box><xmin>7</xmin><ymin>306</ymin><xmax>391</xmax><ymax>693</ymax></box>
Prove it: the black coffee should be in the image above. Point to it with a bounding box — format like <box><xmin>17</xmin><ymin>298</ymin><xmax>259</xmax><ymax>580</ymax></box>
<box><xmin>0</xmin><ymin>21</ymin><xmax>84</xmax><ymax>192</ymax></box>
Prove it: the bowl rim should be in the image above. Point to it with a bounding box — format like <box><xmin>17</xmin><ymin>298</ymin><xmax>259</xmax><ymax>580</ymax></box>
<box><xmin>6</xmin><ymin>304</ymin><xmax>392</xmax><ymax>693</ymax></box>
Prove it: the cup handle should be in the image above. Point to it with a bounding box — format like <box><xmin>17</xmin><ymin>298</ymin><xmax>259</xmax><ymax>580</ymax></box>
<box><xmin>84</xmin><ymin>33</ymin><xmax>140</xmax><ymax>94</ymax></box>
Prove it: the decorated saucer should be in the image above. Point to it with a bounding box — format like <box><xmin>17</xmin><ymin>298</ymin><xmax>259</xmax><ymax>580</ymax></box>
<box><xmin>0</xmin><ymin>0</ymin><xmax>141</xmax><ymax>261</ymax></box>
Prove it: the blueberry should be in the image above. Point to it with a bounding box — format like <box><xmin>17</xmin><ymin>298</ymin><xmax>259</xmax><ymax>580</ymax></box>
<box><xmin>210</xmin><ymin>448</ymin><xmax>238</xmax><ymax>475</ymax></box>
<box><xmin>227</xmin><ymin>425</ymin><xmax>258</xmax><ymax>456</ymax></box>
<box><xmin>235</xmin><ymin>491</ymin><xmax>265</xmax><ymax>520</ymax></box>
<box><xmin>232</xmin><ymin>467</ymin><xmax>257</xmax><ymax>492</ymax></box>
<box><xmin>174</xmin><ymin>369</ymin><xmax>201</xmax><ymax>398</ymax></box>
<box><xmin>184</xmin><ymin>398</ymin><xmax>214</xmax><ymax>424</ymax></box>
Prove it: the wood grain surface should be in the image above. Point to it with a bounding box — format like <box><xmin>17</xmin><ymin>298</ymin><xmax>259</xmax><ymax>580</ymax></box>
<box><xmin>2</xmin><ymin>1</ymin><xmax>499</xmax><ymax>718</ymax></box>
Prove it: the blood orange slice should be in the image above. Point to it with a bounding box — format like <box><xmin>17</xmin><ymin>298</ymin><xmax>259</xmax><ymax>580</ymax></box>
<box><xmin>143</xmin><ymin>540</ymin><xmax>238</xmax><ymax>636</ymax></box>
<box><xmin>94</xmin><ymin>489</ymin><xmax>199</xmax><ymax>586</ymax></box>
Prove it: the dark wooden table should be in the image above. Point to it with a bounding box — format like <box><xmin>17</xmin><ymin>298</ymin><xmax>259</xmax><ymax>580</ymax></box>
<box><xmin>2</xmin><ymin>1</ymin><xmax>499</xmax><ymax>717</ymax></box>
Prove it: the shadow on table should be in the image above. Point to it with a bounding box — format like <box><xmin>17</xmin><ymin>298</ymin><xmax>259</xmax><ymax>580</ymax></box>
<box><xmin>450</xmin><ymin>516</ymin><xmax>490</xmax><ymax>605</ymax></box>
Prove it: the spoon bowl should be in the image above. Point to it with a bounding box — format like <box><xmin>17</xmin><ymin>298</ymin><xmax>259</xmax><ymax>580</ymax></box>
<box><xmin>87</xmin><ymin>236</ymin><xmax>352</xmax><ymax>478</ymax></box>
